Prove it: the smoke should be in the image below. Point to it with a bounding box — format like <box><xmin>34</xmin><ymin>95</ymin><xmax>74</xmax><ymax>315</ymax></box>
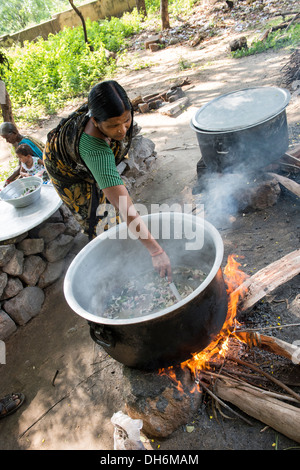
<box><xmin>195</xmin><ymin>171</ymin><xmax>253</xmax><ymax>228</ymax></box>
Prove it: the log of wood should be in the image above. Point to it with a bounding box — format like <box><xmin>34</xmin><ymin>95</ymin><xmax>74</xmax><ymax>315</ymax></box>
<box><xmin>213</xmin><ymin>375</ymin><xmax>300</xmax><ymax>443</ymax></box>
<box><xmin>281</xmin><ymin>152</ymin><xmax>300</xmax><ymax>168</ymax></box>
<box><xmin>289</xmin><ymin>144</ymin><xmax>300</xmax><ymax>160</ymax></box>
<box><xmin>235</xmin><ymin>249</ymin><xmax>300</xmax><ymax>311</ymax></box>
<box><xmin>267</xmin><ymin>172</ymin><xmax>300</xmax><ymax>197</ymax></box>
<box><xmin>235</xmin><ymin>331</ymin><xmax>300</xmax><ymax>364</ymax></box>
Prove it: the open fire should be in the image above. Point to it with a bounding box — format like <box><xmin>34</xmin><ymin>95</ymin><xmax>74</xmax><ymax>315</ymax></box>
<box><xmin>159</xmin><ymin>254</ymin><xmax>250</xmax><ymax>387</ymax></box>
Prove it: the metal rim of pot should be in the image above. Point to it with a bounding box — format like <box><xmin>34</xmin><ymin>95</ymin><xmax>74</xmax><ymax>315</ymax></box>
<box><xmin>63</xmin><ymin>212</ymin><xmax>224</xmax><ymax>326</ymax></box>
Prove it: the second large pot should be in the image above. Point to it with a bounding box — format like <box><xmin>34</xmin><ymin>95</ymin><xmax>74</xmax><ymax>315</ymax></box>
<box><xmin>191</xmin><ymin>87</ymin><xmax>291</xmax><ymax>173</ymax></box>
<box><xmin>64</xmin><ymin>212</ymin><xmax>228</xmax><ymax>370</ymax></box>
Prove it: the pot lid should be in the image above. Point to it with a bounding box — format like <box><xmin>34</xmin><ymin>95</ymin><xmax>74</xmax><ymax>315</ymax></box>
<box><xmin>192</xmin><ymin>87</ymin><xmax>291</xmax><ymax>132</ymax></box>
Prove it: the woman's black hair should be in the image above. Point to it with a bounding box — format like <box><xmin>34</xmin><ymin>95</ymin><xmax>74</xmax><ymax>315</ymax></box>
<box><xmin>88</xmin><ymin>80</ymin><xmax>134</xmax><ymax>142</ymax></box>
<box><xmin>88</xmin><ymin>80</ymin><xmax>132</xmax><ymax>122</ymax></box>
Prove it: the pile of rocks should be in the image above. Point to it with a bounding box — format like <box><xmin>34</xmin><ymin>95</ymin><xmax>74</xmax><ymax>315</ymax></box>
<box><xmin>117</xmin><ymin>122</ymin><xmax>157</xmax><ymax>191</ymax></box>
<box><xmin>0</xmin><ymin>204</ymin><xmax>81</xmax><ymax>340</ymax></box>
<box><xmin>131</xmin><ymin>83</ymin><xmax>190</xmax><ymax>116</ymax></box>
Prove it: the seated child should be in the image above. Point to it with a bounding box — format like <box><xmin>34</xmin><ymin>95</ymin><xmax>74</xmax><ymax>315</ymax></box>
<box><xmin>16</xmin><ymin>144</ymin><xmax>47</xmax><ymax>179</ymax></box>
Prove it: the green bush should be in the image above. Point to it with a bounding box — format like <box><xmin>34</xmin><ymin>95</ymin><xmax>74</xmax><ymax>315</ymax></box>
<box><xmin>2</xmin><ymin>12</ymin><xmax>143</xmax><ymax>117</ymax></box>
<box><xmin>2</xmin><ymin>2</ymin><xmax>199</xmax><ymax>121</ymax></box>
<box><xmin>232</xmin><ymin>23</ymin><xmax>300</xmax><ymax>58</ymax></box>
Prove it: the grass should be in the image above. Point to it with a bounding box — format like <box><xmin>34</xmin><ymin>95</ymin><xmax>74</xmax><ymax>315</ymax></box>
<box><xmin>231</xmin><ymin>23</ymin><xmax>300</xmax><ymax>58</ymax></box>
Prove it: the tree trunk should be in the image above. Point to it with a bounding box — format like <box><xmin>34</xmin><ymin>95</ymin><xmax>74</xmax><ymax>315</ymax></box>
<box><xmin>160</xmin><ymin>0</ymin><xmax>170</xmax><ymax>30</ymax></box>
<box><xmin>68</xmin><ymin>0</ymin><xmax>93</xmax><ymax>51</ymax></box>
<box><xmin>136</xmin><ymin>0</ymin><xmax>147</xmax><ymax>15</ymax></box>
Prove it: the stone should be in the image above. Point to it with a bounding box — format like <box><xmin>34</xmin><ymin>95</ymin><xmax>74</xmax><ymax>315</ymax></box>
<box><xmin>2</xmin><ymin>277</ymin><xmax>23</xmax><ymax>300</ymax></box>
<box><xmin>229</xmin><ymin>36</ymin><xmax>248</xmax><ymax>52</ymax></box>
<box><xmin>3</xmin><ymin>286</ymin><xmax>45</xmax><ymax>325</ymax></box>
<box><xmin>138</xmin><ymin>102</ymin><xmax>150</xmax><ymax>113</ymax></box>
<box><xmin>149</xmin><ymin>43</ymin><xmax>160</xmax><ymax>52</ymax></box>
<box><xmin>144</xmin><ymin>34</ymin><xmax>162</xmax><ymax>49</ymax></box>
<box><xmin>2</xmin><ymin>249</ymin><xmax>24</xmax><ymax>276</ymax></box>
<box><xmin>38</xmin><ymin>259</ymin><xmax>65</xmax><ymax>288</ymax></box>
<box><xmin>148</xmin><ymin>99</ymin><xmax>163</xmax><ymax>110</ymax></box>
<box><xmin>0</xmin><ymin>309</ymin><xmax>17</xmax><ymax>340</ymax></box>
<box><xmin>38</xmin><ymin>222</ymin><xmax>66</xmax><ymax>243</ymax></box>
<box><xmin>17</xmin><ymin>238</ymin><xmax>44</xmax><ymax>255</ymax></box>
<box><xmin>0</xmin><ymin>244</ymin><xmax>16</xmax><ymax>267</ymax></box>
<box><xmin>0</xmin><ymin>233</ymin><xmax>28</xmax><ymax>245</ymax></box>
<box><xmin>59</xmin><ymin>203</ymin><xmax>73</xmax><ymax>220</ymax></box>
<box><xmin>117</xmin><ymin>161</ymin><xmax>127</xmax><ymax>175</ymax></box>
<box><xmin>158</xmin><ymin>97</ymin><xmax>190</xmax><ymax>117</ymax></box>
<box><xmin>0</xmin><ymin>272</ymin><xmax>8</xmax><ymax>298</ymax></box>
<box><xmin>128</xmin><ymin>136</ymin><xmax>156</xmax><ymax>162</ymax></box>
<box><xmin>48</xmin><ymin>209</ymin><xmax>63</xmax><ymax>223</ymax></box>
<box><xmin>64</xmin><ymin>217</ymin><xmax>81</xmax><ymax>237</ymax></box>
<box><xmin>43</xmin><ymin>234</ymin><xmax>74</xmax><ymax>262</ymax></box>
<box><xmin>19</xmin><ymin>255</ymin><xmax>46</xmax><ymax>286</ymax></box>
<box><xmin>123</xmin><ymin>366</ymin><xmax>202</xmax><ymax>438</ymax></box>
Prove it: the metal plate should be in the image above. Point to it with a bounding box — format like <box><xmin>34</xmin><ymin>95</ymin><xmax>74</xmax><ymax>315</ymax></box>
<box><xmin>0</xmin><ymin>184</ymin><xmax>62</xmax><ymax>242</ymax></box>
<box><xmin>192</xmin><ymin>87</ymin><xmax>291</xmax><ymax>132</ymax></box>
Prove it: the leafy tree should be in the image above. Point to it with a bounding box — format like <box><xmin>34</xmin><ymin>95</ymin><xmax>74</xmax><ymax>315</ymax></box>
<box><xmin>0</xmin><ymin>0</ymin><xmax>74</xmax><ymax>35</ymax></box>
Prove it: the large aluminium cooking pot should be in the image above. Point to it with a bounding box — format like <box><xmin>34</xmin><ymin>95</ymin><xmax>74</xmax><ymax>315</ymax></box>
<box><xmin>64</xmin><ymin>212</ymin><xmax>228</xmax><ymax>370</ymax></box>
<box><xmin>191</xmin><ymin>87</ymin><xmax>291</xmax><ymax>173</ymax></box>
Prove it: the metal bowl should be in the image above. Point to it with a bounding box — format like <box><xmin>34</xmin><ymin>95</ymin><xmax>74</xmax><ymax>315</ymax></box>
<box><xmin>0</xmin><ymin>176</ymin><xmax>42</xmax><ymax>208</ymax></box>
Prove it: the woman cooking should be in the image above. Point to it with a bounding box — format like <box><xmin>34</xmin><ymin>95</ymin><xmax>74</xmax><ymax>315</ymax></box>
<box><xmin>43</xmin><ymin>80</ymin><xmax>172</xmax><ymax>281</ymax></box>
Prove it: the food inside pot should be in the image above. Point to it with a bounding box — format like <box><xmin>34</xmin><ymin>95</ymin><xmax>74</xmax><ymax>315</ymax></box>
<box><xmin>17</xmin><ymin>186</ymin><xmax>37</xmax><ymax>198</ymax></box>
<box><xmin>92</xmin><ymin>266</ymin><xmax>207</xmax><ymax>320</ymax></box>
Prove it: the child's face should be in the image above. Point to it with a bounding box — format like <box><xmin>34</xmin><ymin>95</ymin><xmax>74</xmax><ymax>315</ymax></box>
<box><xmin>18</xmin><ymin>154</ymin><xmax>32</xmax><ymax>165</ymax></box>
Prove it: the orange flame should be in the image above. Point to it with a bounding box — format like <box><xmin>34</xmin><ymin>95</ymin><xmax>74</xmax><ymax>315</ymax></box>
<box><xmin>161</xmin><ymin>254</ymin><xmax>249</xmax><ymax>391</ymax></box>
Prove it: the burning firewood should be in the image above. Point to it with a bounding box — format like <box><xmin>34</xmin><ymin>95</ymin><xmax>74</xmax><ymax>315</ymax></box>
<box><xmin>235</xmin><ymin>331</ymin><xmax>300</xmax><ymax>364</ymax></box>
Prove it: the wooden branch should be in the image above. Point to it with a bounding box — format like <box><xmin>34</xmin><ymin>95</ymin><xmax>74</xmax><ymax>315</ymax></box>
<box><xmin>213</xmin><ymin>375</ymin><xmax>300</xmax><ymax>444</ymax></box>
<box><xmin>267</xmin><ymin>172</ymin><xmax>300</xmax><ymax>197</ymax></box>
<box><xmin>282</xmin><ymin>152</ymin><xmax>300</xmax><ymax>168</ymax></box>
<box><xmin>235</xmin><ymin>249</ymin><xmax>300</xmax><ymax>311</ymax></box>
<box><xmin>234</xmin><ymin>331</ymin><xmax>300</xmax><ymax>364</ymax></box>
<box><xmin>227</xmin><ymin>355</ymin><xmax>300</xmax><ymax>403</ymax></box>
<box><xmin>286</xmin><ymin>12</ymin><xmax>300</xmax><ymax>31</ymax></box>
<box><xmin>68</xmin><ymin>0</ymin><xmax>93</xmax><ymax>51</ymax></box>
<box><xmin>198</xmin><ymin>378</ymin><xmax>253</xmax><ymax>425</ymax></box>
<box><xmin>273</xmin><ymin>11</ymin><xmax>300</xmax><ymax>17</ymax></box>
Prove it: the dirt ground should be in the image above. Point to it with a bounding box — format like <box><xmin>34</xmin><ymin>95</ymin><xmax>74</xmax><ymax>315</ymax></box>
<box><xmin>0</xmin><ymin>10</ymin><xmax>300</xmax><ymax>453</ymax></box>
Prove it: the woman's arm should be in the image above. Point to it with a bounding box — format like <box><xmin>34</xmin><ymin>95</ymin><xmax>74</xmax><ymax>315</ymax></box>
<box><xmin>103</xmin><ymin>184</ymin><xmax>172</xmax><ymax>281</ymax></box>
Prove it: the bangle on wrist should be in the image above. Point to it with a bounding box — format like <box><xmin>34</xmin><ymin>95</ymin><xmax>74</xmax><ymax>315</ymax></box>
<box><xmin>150</xmin><ymin>248</ymin><xmax>164</xmax><ymax>257</ymax></box>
